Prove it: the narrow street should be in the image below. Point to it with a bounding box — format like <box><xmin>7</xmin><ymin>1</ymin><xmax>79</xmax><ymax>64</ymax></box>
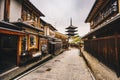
<box><xmin>19</xmin><ymin>48</ymin><xmax>94</xmax><ymax>80</ymax></box>
<box><xmin>1</xmin><ymin>0</ymin><xmax>120</xmax><ymax>80</ymax></box>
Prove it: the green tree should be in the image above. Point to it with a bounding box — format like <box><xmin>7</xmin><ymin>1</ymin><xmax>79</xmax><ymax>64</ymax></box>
<box><xmin>69</xmin><ymin>35</ymin><xmax>83</xmax><ymax>46</ymax></box>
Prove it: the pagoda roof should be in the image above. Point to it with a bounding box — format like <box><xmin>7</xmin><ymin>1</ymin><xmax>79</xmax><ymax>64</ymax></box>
<box><xmin>66</xmin><ymin>18</ymin><xmax>78</xmax><ymax>29</ymax></box>
<box><xmin>66</xmin><ymin>33</ymin><xmax>77</xmax><ymax>36</ymax></box>
<box><xmin>66</xmin><ymin>25</ymin><xmax>78</xmax><ymax>29</ymax></box>
<box><xmin>66</xmin><ymin>32</ymin><xmax>77</xmax><ymax>35</ymax></box>
<box><xmin>65</xmin><ymin>18</ymin><xmax>78</xmax><ymax>36</ymax></box>
<box><xmin>65</xmin><ymin>29</ymin><xmax>78</xmax><ymax>32</ymax></box>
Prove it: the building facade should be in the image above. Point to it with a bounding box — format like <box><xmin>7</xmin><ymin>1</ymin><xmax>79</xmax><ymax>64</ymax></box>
<box><xmin>0</xmin><ymin>21</ymin><xmax>25</xmax><ymax>72</ymax></box>
<box><xmin>83</xmin><ymin>0</ymin><xmax>120</xmax><ymax>75</ymax></box>
<box><xmin>55</xmin><ymin>31</ymin><xmax>68</xmax><ymax>49</ymax></box>
<box><xmin>0</xmin><ymin>0</ymin><xmax>45</xmax><ymax>67</ymax></box>
<box><xmin>40</xmin><ymin>19</ymin><xmax>56</xmax><ymax>37</ymax></box>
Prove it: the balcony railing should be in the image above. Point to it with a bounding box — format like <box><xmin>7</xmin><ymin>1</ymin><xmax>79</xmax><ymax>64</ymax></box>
<box><xmin>23</xmin><ymin>20</ymin><xmax>44</xmax><ymax>30</ymax></box>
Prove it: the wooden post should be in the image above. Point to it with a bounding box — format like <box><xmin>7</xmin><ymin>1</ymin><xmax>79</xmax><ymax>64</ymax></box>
<box><xmin>4</xmin><ymin>0</ymin><xmax>10</xmax><ymax>21</ymax></box>
<box><xmin>36</xmin><ymin>35</ymin><xmax>38</xmax><ymax>49</ymax></box>
<box><xmin>17</xmin><ymin>36</ymin><xmax>22</xmax><ymax>65</ymax></box>
<box><xmin>27</xmin><ymin>35</ymin><xmax>30</xmax><ymax>51</ymax></box>
<box><xmin>118</xmin><ymin>0</ymin><xmax>120</xmax><ymax>13</ymax></box>
<box><xmin>114</xmin><ymin>33</ymin><xmax>119</xmax><ymax>75</ymax></box>
<box><xmin>38</xmin><ymin>37</ymin><xmax>40</xmax><ymax>51</ymax></box>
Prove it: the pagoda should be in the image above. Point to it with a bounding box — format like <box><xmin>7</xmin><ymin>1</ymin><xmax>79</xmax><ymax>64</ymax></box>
<box><xmin>65</xmin><ymin>18</ymin><xmax>78</xmax><ymax>36</ymax></box>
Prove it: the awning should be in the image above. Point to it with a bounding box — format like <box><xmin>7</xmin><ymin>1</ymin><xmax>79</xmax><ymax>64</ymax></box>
<box><xmin>0</xmin><ymin>27</ymin><xmax>25</xmax><ymax>36</ymax></box>
<box><xmin>0</xmin><ymin>21</ymin><xmax>22</xmax><ymax>30</ymax></box>
<box><xmin>12</xmin><ymin>22</ymin><xmax>44</xmax><ymax>32</ymax></box>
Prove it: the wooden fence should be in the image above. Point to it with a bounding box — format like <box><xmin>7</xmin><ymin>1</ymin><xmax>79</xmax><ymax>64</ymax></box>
<box><xmin>84</xmin><ymin>35</ymin><xmax>120</xmax><ymax>74</ymax></box>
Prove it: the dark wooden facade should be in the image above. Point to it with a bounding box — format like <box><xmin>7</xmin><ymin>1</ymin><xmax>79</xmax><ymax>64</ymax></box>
<box><xmin>83</xmin><ymin>0</ymin><xmax>120</xmax><ymax>75</ymax></box>
<box><xmin>84</xmin><ymin>36</ymin><xmax>120</xmax><ymax>71</ymax></box>
<box><xmin>0</xmin><ymin>21</ymin><xmax>25</xmax><ymax>68</ymax></box>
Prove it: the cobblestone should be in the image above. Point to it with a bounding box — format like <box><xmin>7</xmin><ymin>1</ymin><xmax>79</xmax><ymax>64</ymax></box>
<box><xmin>19</xmin><ymin>48</ymin><xmax>93</xmax><ymax>80</ymax></box>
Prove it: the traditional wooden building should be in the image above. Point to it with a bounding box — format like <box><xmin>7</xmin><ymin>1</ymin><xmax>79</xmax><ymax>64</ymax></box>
<box><xmin>0</xmin><ymin>0</ymin><xmax>45</xmax><ymax>66</ymax></box>
<box><xmin>66</xmin><ymin>18</ymin><xmax>78</xmax><ymax>37</ymax></box>
<box><xmin>40</xmin><ymin>19</ymin><xmax>61</xmax><ymax>55</ymax></box>
<box><xmin>55</xmin><ymin>31</ymin><xmax>68</xmax><ymax>49</ymax></box>
<box><xmin>37</xmin><ymin>19</ymin><xmax>57</xmax><ymax>57</ymax></box>
<box><xmin>83</xmin><ymin>0</ymin><xmax>120</xmax><ymax>75</ymax></box>
<box><xmin>0</xmin><ymin>21</ymin><xmax>25</xmax><ymax>73</ymax></box>
<box><xmin>40</xmin><ymin>19</ymin><xmax>67</xmax><ymax>55</ymax></box>
<box><xmin>40</xmin><ymin>19</ymin><xmax>57</xmax><ymax>37</ymax></box>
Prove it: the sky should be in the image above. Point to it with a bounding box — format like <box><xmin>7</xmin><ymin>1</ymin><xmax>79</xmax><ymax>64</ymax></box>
<box><xmin>30</xmin><ymin>0</ymin><xmax>95</xmax><ymax>37</ymax></box>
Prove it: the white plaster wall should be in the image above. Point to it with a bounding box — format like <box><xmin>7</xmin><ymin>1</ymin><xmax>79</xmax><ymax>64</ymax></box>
<box><xmin>47</xmin><ymin>27</ymin><xmax>50</xmax><ymax>36</ymax></box>
<box><xmin>44</xmin><ymin>26</ymin><xmax>49</xmax><ymax>36</ymax></box>
<box><xmin>9</xmin><ymin>0</ymin><xmax>22</xmax><ymax>22</ymax></box>
<box><xmin>43</xmin><ymin>26</ymin><xmax>46</xmax><ymax>36</ymax></box>
<box><xmin>0</xmin><ymin>0</ymin><xmax>5</xmax><ymax>21</ymax></box>
<box><xmin>118</xmin><ymin>0</ymin><xmax>120</xmax><ymax>13</ymax></box>
<box><xmin>49</xmin><ymin>29</ymin><xmax>55</xmax><ymax>37</ymax></box>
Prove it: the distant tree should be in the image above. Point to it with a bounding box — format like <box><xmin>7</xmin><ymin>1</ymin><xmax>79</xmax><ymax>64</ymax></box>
<box><xmin>69</xmin><ymin>35</ymin><xmax>83</xmax><ymax>47</ymax></box>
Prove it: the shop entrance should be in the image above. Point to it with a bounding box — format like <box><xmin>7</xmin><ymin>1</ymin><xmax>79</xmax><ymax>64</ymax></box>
<box><xmin>0</xmin><ymin>34</ymin><xmax>18</xmax><ymax>74</ymax></box>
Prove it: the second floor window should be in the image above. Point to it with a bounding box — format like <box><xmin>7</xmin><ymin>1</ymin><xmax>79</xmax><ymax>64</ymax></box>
<box><xmin>27</xmin><ymin>12</ymin><xmax>31</xmax><ymax>20</ymax></box>
<box><xmin>30</xmin><ymin>35</ymin><xmax>36</xmax><ymax>47</ymax></box>
<box><xmin>35</xmin><ymin>16</ymin><xmax>38</xmax><ymax>22</ymax></box>
<box><xmin>31</xmin><ymin>14</ymin><xmax>35</xmax><ymax>21</ymax></box>
<box><xmin>22</xmin><ymin>10</ymin><xmax>27</xmax><ymax>21</ymax></box>
<box><xmin>93</xmin><ymin>1</ymin><xmax>118</xmax><ymax>27</ymax></box>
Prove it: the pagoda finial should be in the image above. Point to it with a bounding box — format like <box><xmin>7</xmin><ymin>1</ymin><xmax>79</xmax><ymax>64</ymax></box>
<box><xmin>70</xmin><ymin>18</ymin><xmax>72</xmax><ymax>26</ymax></box>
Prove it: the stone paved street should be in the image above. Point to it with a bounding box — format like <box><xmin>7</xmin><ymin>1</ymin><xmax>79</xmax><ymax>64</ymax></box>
<box><xmin>19</xmin><ymin>48</ymin><xmax>93</xmax><ymax>80</ymax></box>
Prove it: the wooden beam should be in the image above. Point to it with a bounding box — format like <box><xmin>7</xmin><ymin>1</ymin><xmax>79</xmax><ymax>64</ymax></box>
<box><xmin>0</xmin><ymin>28</ymin><xmax>25</xmax><ymax>35</ymax></box>
<box><xmin>4</xmin><ymin>0</ymin><xmax>10</xmax><ymax>21</ymax></box>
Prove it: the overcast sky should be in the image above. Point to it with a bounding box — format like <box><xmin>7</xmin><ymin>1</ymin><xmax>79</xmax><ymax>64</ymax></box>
<box><xmin>30</xmin><ymin>0</ymin><xmax>95</xmax><ymax>37</ymax></box>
